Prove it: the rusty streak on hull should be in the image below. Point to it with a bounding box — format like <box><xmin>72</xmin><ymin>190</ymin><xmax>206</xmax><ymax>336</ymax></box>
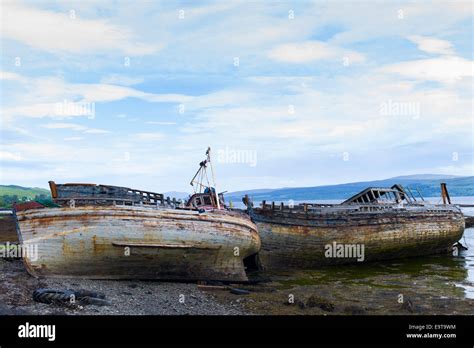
<box><xmin>15</xmin><ymin>206</ymin><xmax>261</xmax><ymax>281</ymax></box>
<box><xmin>250</xmin><ymin>205</ymin><xmax>465</xmax><ymax>269</ymax></box>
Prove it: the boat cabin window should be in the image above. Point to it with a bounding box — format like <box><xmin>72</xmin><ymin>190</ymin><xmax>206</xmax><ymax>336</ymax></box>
<box><xmin>187</xmin><ymin>192</ymin><xmax>224</xmax><ymax>209</ymax></box>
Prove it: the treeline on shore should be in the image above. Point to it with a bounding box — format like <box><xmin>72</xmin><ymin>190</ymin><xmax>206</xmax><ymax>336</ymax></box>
<box><xmin>0</xmin><ymin>194</ymin><xmax>53</xmax><ymax>209</ymax></box>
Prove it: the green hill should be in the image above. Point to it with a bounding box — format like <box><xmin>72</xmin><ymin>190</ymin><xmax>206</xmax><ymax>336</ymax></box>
<box><xmin>0</xmin><ymin>185</ymin><xmax>50</xmax><ymax>198</ymax></box>
<box><xmin>0</xmin><ymin>185</ymin><xmax>51</xmax><ymax>208</ymax></box>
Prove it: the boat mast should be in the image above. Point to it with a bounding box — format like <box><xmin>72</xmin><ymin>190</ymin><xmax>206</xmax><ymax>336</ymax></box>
<box><xmin>189</xmin><ymin>147</ymin><xmax>221</xmax><ymax>209</ymax></box>
<box><xmin>206</xmin><ymin>147</ymin><xmax>220</xmax><ymax>210</ymax></box>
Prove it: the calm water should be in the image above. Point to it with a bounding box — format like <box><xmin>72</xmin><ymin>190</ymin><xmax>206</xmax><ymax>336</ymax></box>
<box><xmin>455</xmin><ymin>228</ymin><xmax>474</xmax><ymax>298</ymax></box>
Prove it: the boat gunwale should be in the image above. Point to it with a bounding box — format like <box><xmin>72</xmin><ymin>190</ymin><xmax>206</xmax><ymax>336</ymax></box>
<box><xmin>15</xmin><ymin>205</ymin><xmax>257</xmax><ymax>230</ymax></box>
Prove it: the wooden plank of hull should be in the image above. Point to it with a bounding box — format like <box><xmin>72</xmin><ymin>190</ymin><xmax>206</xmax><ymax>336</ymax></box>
<box><xmin>0</xmin><ymin>213</ymin><xmax>19</xmax><ymax>243</ymax></box>
<box><xmin>111</xmin><ymin>241</ymin><xmax>221</xmax><ymax>249</ymax></box>
<box><xmin>252</xmin><ymin>209</ymin><xmax>465</xmax><ymax>269</ymax></box>
<box><xmin>15</xmin><ymin>206</ymin><xmax>260</xmax><ymax>281</ymax></box>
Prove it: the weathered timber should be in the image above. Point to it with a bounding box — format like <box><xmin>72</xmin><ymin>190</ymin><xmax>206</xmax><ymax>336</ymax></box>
<box><xmin>245</xmin><ymin>184</ymin><xmax>465</xmax><ymax>269</ymax></box>
<box><xmin>250</xmin><ymin>204</ymin><xmax>464</xmax><ymax>269</ymax></box>
<box><xmin>0</xmin><ymin>212</ymin><xmax>18</xmax><ymax>243</ymax></box>
<box><xmin>15</xmin><ymin>205</ymin><xmax>261</xmax><ymax>281</ymax></box>
<box><xmin>49</xmin><ymin>181</ymin><xmax>168</xmax><ymax>207</ymax></box>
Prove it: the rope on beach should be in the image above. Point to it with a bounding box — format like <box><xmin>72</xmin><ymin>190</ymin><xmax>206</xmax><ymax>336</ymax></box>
<box><xmin>33</xmin><ymin>288</ymin><xmax>110</xmax><ymax>306</ymax></box>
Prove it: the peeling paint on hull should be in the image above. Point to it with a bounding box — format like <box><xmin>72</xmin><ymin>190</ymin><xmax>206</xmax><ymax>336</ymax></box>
<box><xmin>15</xmin><ymin>206</ymin><xmax>261</xmax><ymax>281</ymax></box>
<box><xmin>250</xmin><ymin>207</ymin><xmax>465</xmax><ymax>269</ymax></box>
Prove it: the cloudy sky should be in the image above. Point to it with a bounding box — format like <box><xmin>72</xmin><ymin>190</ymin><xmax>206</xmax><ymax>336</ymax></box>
<box><xmin>0</xmin><ymin>0</ymin><xmax>472</xmax><ymax>193</ymax></box>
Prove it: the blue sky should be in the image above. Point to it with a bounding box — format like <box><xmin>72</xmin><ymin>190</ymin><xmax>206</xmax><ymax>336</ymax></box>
<box><xmin>0</xmin><ymin>0</ymin><xmax>473</xmax><ymax>193</ymax></box>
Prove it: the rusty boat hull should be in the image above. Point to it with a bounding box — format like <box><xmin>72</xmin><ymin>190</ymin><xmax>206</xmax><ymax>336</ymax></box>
<box><xmin>14</xmin><ymin>205</ymin><xmax>261</xmax><ymax>281</ymax></box>
<box><xmin>249</xmin><ymin>205</ymin><xmax>465</xmax><ymax>269</ymax></box>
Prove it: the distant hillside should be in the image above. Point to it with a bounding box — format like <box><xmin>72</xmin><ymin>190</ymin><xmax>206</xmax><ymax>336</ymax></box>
<box><xmin>225</xmin><ymin>175</ymin><xmax>474</xmax><ymax>203</ymax></box>
<box><xmin>0</xmin><ymin>185</ymin><xmax>51</xmax><ymax>208</ymax></box>
<box><xmin>2</xmin><ymin>175</ymin><xmax>473</xmax><ymax>207</ymax></box>
<box><xmin>0</xmin><ymin>185</ymin><xmax>50</xmax><ymax>198</ymax></box>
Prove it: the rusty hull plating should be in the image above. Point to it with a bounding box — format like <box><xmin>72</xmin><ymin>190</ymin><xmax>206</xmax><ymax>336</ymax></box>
<box><xmin>15</xmin><ymin>205</ymin><xmax>260</xmax><ymax>281</ymax></box>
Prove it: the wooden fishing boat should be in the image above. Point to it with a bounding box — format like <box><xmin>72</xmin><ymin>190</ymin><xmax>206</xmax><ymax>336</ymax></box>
<box><xmin>14</xmin><ymin>149</ymin><xmax>261</xmax><ymax>281</ymax></box>
<box><xmin>243</xmin><ymin>184</ymin><xmax>465</xmax><ymax>269</ymax></box>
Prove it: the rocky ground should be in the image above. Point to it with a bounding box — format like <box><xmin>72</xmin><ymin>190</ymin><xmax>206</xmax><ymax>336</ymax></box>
<box><xmin>1</xmin><ymin>256</ymin><xmax>473</xmax><ymax>315</ymax></box>
<box><xmin>0</xmin><ymin>259</ymin><xmax>246</xmax><ymax>315</ymax></box>
<box><xmin>214</xmin><ymin>267</ymin><xmax>474</xmax><ymax>315</ymax></box>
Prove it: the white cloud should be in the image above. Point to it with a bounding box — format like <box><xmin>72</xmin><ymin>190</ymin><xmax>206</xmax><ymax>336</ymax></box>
<box><xmin>0</xmin><ymin>71</ymin><xmax>24</xmax><ymax>81</ymax></box>
<box><xmin>84</xmin><ymin>129</ymin><xmax>110</xmax><ymax>134</ymax></box>
<box><xmin>0</xmin><ymin>151</ymin><xmax>22</xmax><ymax>161</ymax></box>
<box><xmin>433</xmin><ymin>164</ymin><xmax>474</xmax><ymax>177</ymax></box>
<box><xmin>327</xmin><ymin>2</ymin><xmax>472</xmax><ymax>45</ymax></box>
<box><xmin>268</xmin><ymin>41</ymin><xmax>365</xmax><ymax>64</ymax></box>
<box><xmin>43</xmin><ymin>122</ymin><xmax>110</xmax><ymax>134</ymax></box>
<box><xmin>2</xmin><ymin>73</ymin><xmax>193</xmax><ymax>121</ymax></box>
<box><xmin>100</xmin><ymin>74</ymin><xmax>145</xmax><ymax>86</ymax></box>
<box><xmin>146</xmin><ymin>121</ymin><xmax>176</xmax><ymax>125</ymax></box>
<box><xmin>4</xmin><ymin>103</ymin><xmax>60</xmax><ymax>120</ymax></box>
<box><xmin>407</xmin><ymin>35</ymin><xmax>454</xmax><ymax>55</ymax></box>
<box><xmin>2</xmin><ymin>3</ymin><xmax>160</xmax><ymax>55</ymax></box>
<box><xmin>379</xmin><ymin>56</ymin><xmax>474</xmax><ymax>83</ymax></box>
<box><xmin>43</xmin><ymin>123</ymin><xmax>87</xmax><ymax>131</ymax></box>
<box><xmin>135</xmin><ymin>132</ymin><xmax>164</xmax><ymax>141</ymax></box>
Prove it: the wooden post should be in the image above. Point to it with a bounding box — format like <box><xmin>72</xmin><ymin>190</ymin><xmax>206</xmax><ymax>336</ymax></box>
<box><xmin>48</xmin><ymin>181</ymin><xmax>58</xmax><ymax>199</ymax></box>
<box><xmin>262</xmin><ymin>200</ymin><xmax>266</xmax><ymax>210</ymax></box>
<box><xmin>271</xmin><ymin>201</ymin><xmax>275</xmax><ymax>210</ymax></box>
<box><xmin>440</xmin><ymin>183</ymin><xmax>451</xmax><ymax>205</ymax></box>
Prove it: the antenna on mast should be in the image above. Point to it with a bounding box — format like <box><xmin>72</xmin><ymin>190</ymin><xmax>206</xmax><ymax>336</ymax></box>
<box><xmin>189</xmin><ymin>147</ymin><xmax>221</xmax><ymax>209</ymax></box>
<box><xmin>206</xmin><ymin>147</ymin><xmax>220</xmax><ymax>210</ymax></box>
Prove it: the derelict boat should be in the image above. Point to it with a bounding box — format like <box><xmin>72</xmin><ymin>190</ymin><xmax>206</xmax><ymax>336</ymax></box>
<box><xmin>14</xmin><ymin>149</ymin><xmax>261</xmax><ymax>281</ymax></box>
<box><xmin>244</xmin><ymin>184</ymin><xmax>465</xmax><ymax>269</ymax></box>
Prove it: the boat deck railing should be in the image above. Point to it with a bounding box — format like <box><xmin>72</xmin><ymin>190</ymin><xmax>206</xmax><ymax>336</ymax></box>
<box><xmin>54</xmin><ymin>196</ymin><xmax>183</xmax><ymax>209</ymax></box>
<box><xmin>256</xmin><ymin>201</ymin><xmax>461</xmax><ymax>214</ymax></box>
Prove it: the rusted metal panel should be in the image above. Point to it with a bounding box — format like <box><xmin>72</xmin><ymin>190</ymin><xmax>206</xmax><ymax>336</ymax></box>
<box><xmin>15</xmin><ymin>205</ymin><xmax>261</xmax><ymax>281</ymax></box>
